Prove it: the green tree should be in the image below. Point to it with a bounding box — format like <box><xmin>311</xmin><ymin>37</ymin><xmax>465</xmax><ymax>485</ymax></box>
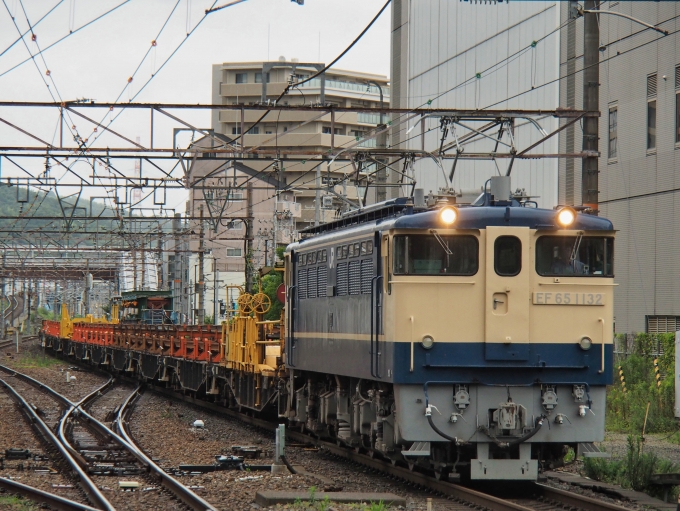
<box><xmin>276</xmin><ymin>246</ymin><xmax>286</xmax><ymax>261</ymax></box>
<box><xmin>261</xmin><ymin>271</ymin><xmax>283</xmax><ymax>321</ymax></box>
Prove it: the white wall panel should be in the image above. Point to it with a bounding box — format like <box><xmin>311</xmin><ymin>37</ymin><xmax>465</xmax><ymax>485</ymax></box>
<box><xmin>403</xmin><ymin>1</ymin><xmax>561</xmax><ymax>208</ymax></box>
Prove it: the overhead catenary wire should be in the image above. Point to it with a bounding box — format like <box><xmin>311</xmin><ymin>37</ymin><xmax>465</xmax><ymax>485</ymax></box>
<box><xmin>226</xmin><ymin>0</ymin><xmax>391</xmax><ymax>149</ymax></box>
<box><xmin>7</xmin><ymin>3</ymin><xmax>668</xmax><ymax>244</ymax></box>
<box><xmin>0</xmin><ymin>0</ymin><xmax>63</xmax><ymax>59</ymax></box>
<box><xmin>0</xmin><ymin>0</ymin><xmax>132</xmax><ymax>79</ymax></box>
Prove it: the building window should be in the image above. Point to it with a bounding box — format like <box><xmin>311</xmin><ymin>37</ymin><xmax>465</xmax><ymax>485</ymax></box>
<box><xmin>230</xmin><ymin>191</ymin><xmax>244</xmax><ymax>201</ymax></box>
<box><xmin>322</xmin><ymin>127</ymin><xmax>331</xmax><ymax>134</ymax></box>
<box><xmin>235</xmin><ymin>73</ymin><xmax>248</xmax><ymax>84</ymax></box>
<box><xmin>226</xmin><ymin>248</ymin><xmax>242</xmax><ymax>257</ymax></box>
<box><xmin>647</xmin><ymin>315</ymin><xmax>680</xmax><ymax>334</ymax></box>
<box><xmin>647</xmin><ymin>74</ymin><xmax>657</xmax><ymax>150</ymax></box>
<box><xmin>247</xmin><ymin>126</ymin><xmax>259</xmax><ymax>135</ymax></box>
<box><xmin>255</xmin><ymin>72</ymin><xmax>270</xmax><ymax>83</ymax></box>
<box><xmin>608</xmin><ymin>106</ymin><xmax>617</xmax><ymax>159</ymax></box>
<box><xmin>232</xmin><ymin>127</ymin><xmax>242</xmax><ymax>135</ymax></box>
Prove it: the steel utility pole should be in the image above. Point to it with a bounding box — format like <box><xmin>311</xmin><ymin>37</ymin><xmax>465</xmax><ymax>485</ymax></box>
<box><xmin>245</xmin><ymin>183</ymin><xmax>254</xmax><ymax>293</ymax></box>
<box><xmin>173</xmin><ymin>213</ymin><xmax>182</xmax><ymax>317</ymax></box>
<box><xmin>581</xmin><ymin>0</ymin><xmax>599</xmax><ymax>214</ymax></box>
<box><xmin>314</xmin><ymin>164</ymin><xmax>321</xmax><ymax>226</ymax></box>
<box><xmin>367</xmin><ymin>81</ymin><xmax>387</xmax><ymax>204</ymax></box>
<box><xmin>212</xmin><ymin>258</ymin><xmax>219</xmax><ymax>326</ymax></box>
<box><xmin>197</xmin><ymin>205</ymin><xmax>205</xmax><ymax>325</ymax></box>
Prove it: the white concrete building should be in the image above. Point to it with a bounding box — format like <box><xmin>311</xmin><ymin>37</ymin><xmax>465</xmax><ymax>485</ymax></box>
<box><xmin>391</xmin><ymin>1</ymin><xmax>561</xmax><ymax>207</ymax></box>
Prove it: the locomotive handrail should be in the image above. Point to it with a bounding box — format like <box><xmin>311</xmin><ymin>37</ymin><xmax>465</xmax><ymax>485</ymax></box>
<box><xmin>422</xmin><ymin>362</ymin><xmax>590</xmax><ymax>369</ymax></box>
<box><xmin>598</xmin><ymin>317</ymin><xmax>606</xmax><ymax>374</ymax></box>
<box><xmin>370</xmin><ymin>275</ymin><xmax>384</xmax><ymax>378</ymax></box>
<box><xmin>286</xmin><ymin>284</ymin><xmax>297</xmax><ymax>367</ymax></box>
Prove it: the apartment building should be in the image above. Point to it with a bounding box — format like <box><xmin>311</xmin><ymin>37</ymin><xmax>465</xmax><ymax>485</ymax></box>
<box><xmin>211</xmin><ymin>59</ymin><xmax>390</xmax><ymax>226</ymax></box>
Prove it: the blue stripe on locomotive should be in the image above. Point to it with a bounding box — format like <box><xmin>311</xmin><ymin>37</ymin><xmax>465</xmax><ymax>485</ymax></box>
<box><xmin>391</xmin><ymin>340</ymin><xmax>613</xmax><ymax>386</ymax></box>
<box><xmin>290</xmin><ymin>336</ymin><xmax>613</xmax><ymax>386</ymax></box>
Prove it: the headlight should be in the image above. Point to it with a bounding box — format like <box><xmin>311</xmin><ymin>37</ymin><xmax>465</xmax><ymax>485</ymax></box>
<box><xmin>579</xmin><ymin>336</ymin><xmax>592</xmax><ymax>350</ymax></box>
<box><xmin>421</xmin><ymin>335</ymin><xmax>434</xmax><ymax>349</ymax></box>
<box><xmin>440</xmin><ymin>207</ymin><xmax>458</xmax><ymax>225</ymax></box>
<box><xmin>556</xmin><ymin>207</ymin><xmax>576</xmax><ymax>227</ymax></box>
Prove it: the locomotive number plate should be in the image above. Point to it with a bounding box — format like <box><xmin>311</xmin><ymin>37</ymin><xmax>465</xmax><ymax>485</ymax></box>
<box><xmin>533</xmin><ymin>292</ymin><xmax>604</xmax><ymax>306</ymax></box>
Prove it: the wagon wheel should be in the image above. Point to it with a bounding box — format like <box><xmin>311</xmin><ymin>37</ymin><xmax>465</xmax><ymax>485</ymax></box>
<box><xmin>251</xmin><ymin>293</ymin><xmax>271</xmax><ymax>315</ymax></box>
<box><xmin>237</xmin><ymin>293</ymin><xmax>253</xmax><ymax>314</ymax></box>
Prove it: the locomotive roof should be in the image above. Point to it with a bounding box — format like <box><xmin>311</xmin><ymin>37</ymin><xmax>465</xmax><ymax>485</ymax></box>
<box><xmin>297</xmin><ymin>198</ymin><xmax>610</xmax><ymax>236</ymax></box>
<box><xmin>289</xmin><ymin>203</ymin><xmax>613</xmax><ymax>251</ymax></box>
<box><xmin>393</xmin><ymin>205</ymin><xmax>614</xmax><ymax>231</ymax></box>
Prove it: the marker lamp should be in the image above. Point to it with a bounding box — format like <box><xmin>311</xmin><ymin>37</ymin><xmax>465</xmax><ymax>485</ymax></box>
<box><xmin>440</xmin><ymin>207</ymin><xmax>458</xmax><ymax>225</ymax></box>
<box><xmin>557</xmin><ymin>207</ymin><xmax>576</xmax><ymax>227</ymax></box>
<box><xmin>421</xmin><ymin>335</ymin><xmax>435</xmax><ymax>349</ymax></box>
<box><xmin>579</xmin><ymin>336</ymin><xmax>592</xmax><ymax>350</ymax></box>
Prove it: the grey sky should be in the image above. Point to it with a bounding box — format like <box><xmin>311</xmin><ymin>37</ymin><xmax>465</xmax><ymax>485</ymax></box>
<box><xmin>0</xmin><ymin>0</ymin><xmax>390</xmax><ymax>212</ymax></box>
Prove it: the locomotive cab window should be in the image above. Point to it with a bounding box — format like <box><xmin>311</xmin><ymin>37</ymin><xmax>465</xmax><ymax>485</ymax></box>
<box><xmin>494</xmin><ymin>236</ymin><xmax>522</xmax><ymax>276</ymax></box>
<box><xmin>536</xmin><ymin>236</ymin><xmax>614</xmax><ymax>277</ymax></box>
<box><xmin>393</xmin><ymin>235</ymin><xmax>478</xmax><ymax>275</ymax></box>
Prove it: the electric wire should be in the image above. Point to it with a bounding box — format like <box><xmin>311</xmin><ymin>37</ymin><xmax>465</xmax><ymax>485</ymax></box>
<box><xmin>8</xmin><ymin>4</ymin><xmax>674</xmax><ymax>258</ymax></box>
<box><xmin>0</xmin><ymin>0</ymin><xmax>63</xmax><ymax>59</ymax></box>
<box><xmin>0</xmin><ymin>0</ymin><xmax>132</xmax><ymax>79</ymax></box>
<box><xmin>226</xmin><ymin>0</ymin><xmax>391</xmax><ymax>149</ymax></box>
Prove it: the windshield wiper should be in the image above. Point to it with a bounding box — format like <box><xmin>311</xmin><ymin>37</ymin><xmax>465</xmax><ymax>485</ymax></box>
<box><xmin>429</xmin><ymin>229</ymin><xmax>452</xmax><ymax>255</ymax></box>
<box><xmin>570</xmin><ymin>231</ymin><xmax>584</xmax><ymax>263</ymax></box>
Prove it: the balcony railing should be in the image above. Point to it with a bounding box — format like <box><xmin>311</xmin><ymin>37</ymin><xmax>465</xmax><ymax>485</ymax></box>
<box><xmin>357</xmin><ymin>112</ymin><xmax>390</xmax><ymax>125</ymax></box>
<box><xmin>298</xmin><ymin>78</ymin><xmax>390</xmax><ymax>97</ymax></box>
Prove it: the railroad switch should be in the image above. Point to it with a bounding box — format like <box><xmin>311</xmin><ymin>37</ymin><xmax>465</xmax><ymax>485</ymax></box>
<box><xmin>231</xmin><ymin>445</ymin><xmax>263</xmax><ymax>459</ymax></box>
<box><xmin>178</xmin><ymin>454</ymin><xmax>245</xmax><ymax>473</ymax></box>
<box><xmin>5</xmin><ymin>448</ymin><xmax>31</xmax><ymax>460</ymax></box>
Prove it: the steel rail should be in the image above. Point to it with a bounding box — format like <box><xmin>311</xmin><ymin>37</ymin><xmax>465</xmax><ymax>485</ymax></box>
<box><xmin>0</xmin><ymin>334</ymin><xmax>37</xmax><ymax>350</ymax></box>
<box><xmin>533</xmin><ymin>483</ymin><xmax>633</xmax><ymax>511</ymax></box>
<box><xmin>115</xmin><ymin>387</ymin><xmax>219</xmax><ymax>511</ymax></box>
<box><xmin>0</xmin><ymin>377</ymin><xmax>115</xmax><ymax>511</ymax></box>
<box><xmin>146</xmin><ymin>384</ymin><xmax>635</xmax><ymax>511</ymax></box>
<box><xmin>144</xmin><ymin>385</ymin><xmax>529</xmax><ymax>511</ymax></box>
<box><xmin>42</xmin><ymin>355</ymin><xmax>634</xmax><ymax>511</ymax></box>
<box><xmin>0</xmin><ymin>364</ymin><xmax>142</xmax><ymax>461</ymax></box>
<box><xmin>0</xmin><ymin>364</ymin><xmax>218</xmax><ymax>510</ymax></box>
<box><xmin>0</xmin><ymin>476</ymin><xmax>101</xmax><ymax>511</ymax></box>
<box><xmin>57</xmin><ymin>376</ymin><xmax>119</xmax><ymax>467</ymax></box>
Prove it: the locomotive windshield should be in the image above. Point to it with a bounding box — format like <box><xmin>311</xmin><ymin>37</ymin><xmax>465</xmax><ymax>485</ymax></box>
<box><xmin>536</xmin><ymin>236</ymin><xmax>614</xmax><ymax>277</ymax></box>
<box><xmin>393</xmin><ymin>235</ymin><xmax>478</xmax><ymax>275</ymax></box>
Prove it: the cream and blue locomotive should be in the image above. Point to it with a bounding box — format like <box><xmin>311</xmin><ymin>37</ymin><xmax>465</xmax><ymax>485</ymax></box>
<box><xmin>283</xmin><ymin>177</ymin><xmax>614</xmax><ymax>480</ymax></box>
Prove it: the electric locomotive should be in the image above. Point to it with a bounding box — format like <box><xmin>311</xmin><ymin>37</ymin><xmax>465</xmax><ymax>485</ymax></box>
<box><xmin>283</xmin><ymin>176</ymin><xmax>614</xmax><ymax>480</ymax></box>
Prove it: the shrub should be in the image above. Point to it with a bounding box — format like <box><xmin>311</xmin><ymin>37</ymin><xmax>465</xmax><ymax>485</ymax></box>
<box><xmin>607</xmin><ymin>333</ymin><xmax>676</xmax><ymax>433</ymax></box>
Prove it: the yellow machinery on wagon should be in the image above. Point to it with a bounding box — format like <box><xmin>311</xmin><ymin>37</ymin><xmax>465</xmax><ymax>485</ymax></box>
<box><xmin>221</xmin><ymin>287</ymin><xmax>284</xmax><ymax>378</ymax></box>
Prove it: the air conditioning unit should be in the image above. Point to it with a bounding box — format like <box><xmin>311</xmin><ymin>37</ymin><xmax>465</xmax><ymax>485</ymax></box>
<box><xmin>322</xmin><ymin>196</ymin><xmax>333</xmax><ymax>209</ymax></box>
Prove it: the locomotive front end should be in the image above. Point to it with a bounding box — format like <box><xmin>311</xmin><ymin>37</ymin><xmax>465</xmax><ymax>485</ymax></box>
<box><xmin>387</xmin><ymin>202</ymin><xmax>615</xmax><ymax>480</ymax></box>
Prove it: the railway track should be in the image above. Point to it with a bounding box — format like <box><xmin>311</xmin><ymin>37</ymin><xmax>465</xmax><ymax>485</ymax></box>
<box><xmin>0</xmin><ymin>476</ymin><xmax>101</xmax><ymax>511</ymax></box>
<box><xmin>0</xmin><ymin>364</ymin><xmax>220</xmax><ymax>511</ymax></box>
<box><xmin>22</xmin><ymin>338</ymin><xmax>637</xmax><ymax>511</ymax></box>
<box><xmin>0</xmin><ymin>334</ymin><xmax>38</xmax><ymax>350</ymax></box>
<box><xmin>1</xmin><ymin>295</ymin><xmax>24</xmax><ymax>327</ymax></box>
<box><xmin>150</xmin><ymin>386</ymin><xmax>634</xmax><ymax>511</ymax></box>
